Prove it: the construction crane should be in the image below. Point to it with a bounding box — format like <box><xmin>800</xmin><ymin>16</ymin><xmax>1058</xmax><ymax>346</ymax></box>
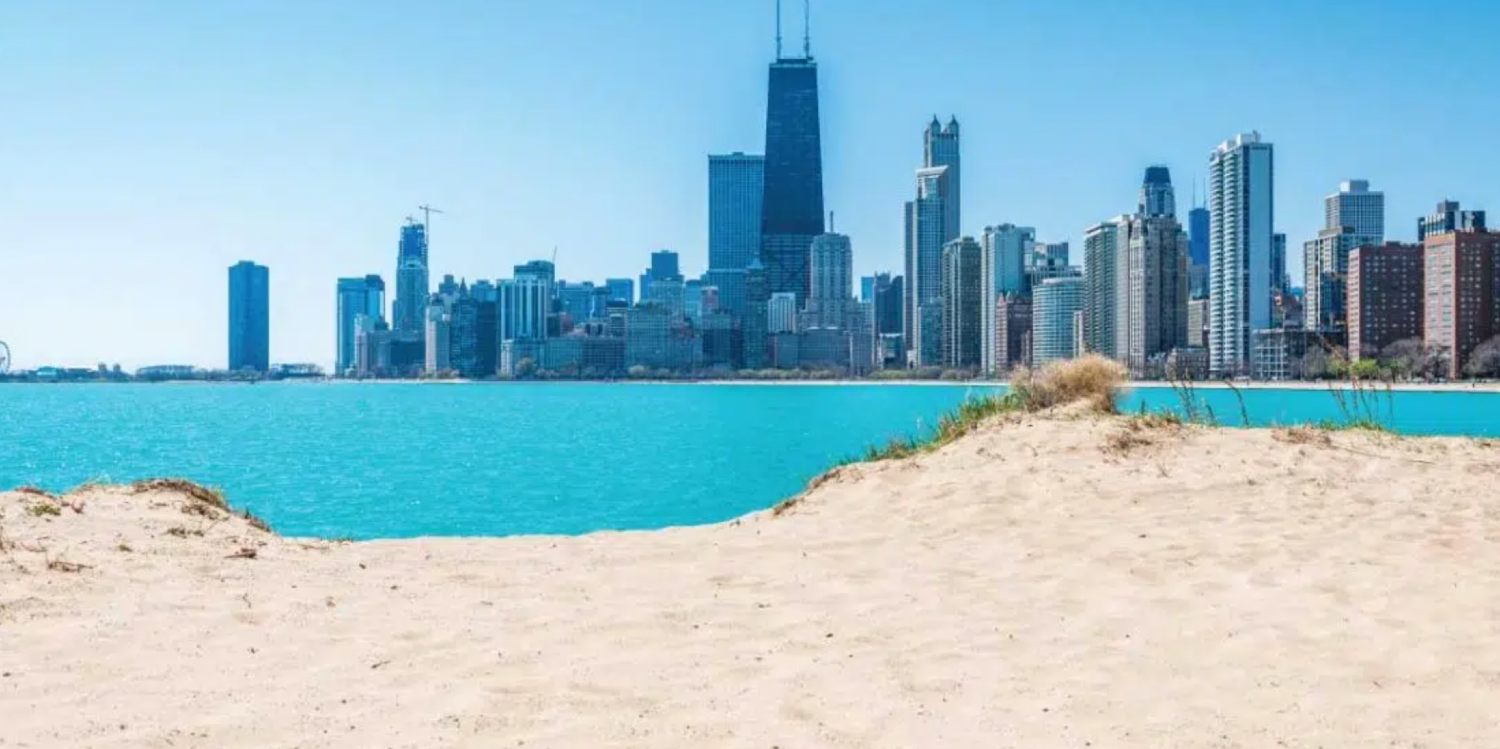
<box><xmin>417</xmin><ymin>204</ymin><xmax>444</xmax><ymax>231</ymax></box>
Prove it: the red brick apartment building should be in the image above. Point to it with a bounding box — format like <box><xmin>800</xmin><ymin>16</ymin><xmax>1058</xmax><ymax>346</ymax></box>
<box><xmin>1423</xmin><ymin>230</ymin><xmax>1500</xmax><ymax>378</ymax></box>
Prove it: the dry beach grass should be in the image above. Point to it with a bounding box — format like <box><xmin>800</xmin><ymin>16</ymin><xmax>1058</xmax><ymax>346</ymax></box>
<box><xmin>3</xmin><ymin>361</ymin><xmax>1499</xmax><ymax>747</ymax></box>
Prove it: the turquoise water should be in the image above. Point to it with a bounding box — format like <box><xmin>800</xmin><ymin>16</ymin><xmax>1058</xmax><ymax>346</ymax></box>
<box><xmin>1</xmin><ymin>383</ymin><xmax>1496</xmax><ymax>539</ymax></box>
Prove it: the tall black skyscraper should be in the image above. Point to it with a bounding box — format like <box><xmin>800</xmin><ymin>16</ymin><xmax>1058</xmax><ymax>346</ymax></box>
<box><xmin>1139</xmin><ymin>166</ymin><xmax>1176</xmax><ymax>218</ymax></box>
<box><xmin>760</xmin><ymin>0</ymin><xmax>824</xmax><ymax>307</ymax></box>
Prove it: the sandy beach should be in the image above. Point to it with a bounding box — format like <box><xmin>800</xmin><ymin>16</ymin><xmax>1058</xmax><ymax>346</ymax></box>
<box><xmin>3</xmin><ymin>416</ymin><xmax>1499</xmax><ymax>748</ymax></box>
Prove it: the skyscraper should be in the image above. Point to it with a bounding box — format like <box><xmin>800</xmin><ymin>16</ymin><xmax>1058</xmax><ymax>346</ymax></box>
<box><xmin>393</xmin><ymin>220</ymin><xmax>429</xmax><ymax>338</ymax></box>
<box><xmin>1083</xmin><ymin>217</ymin><xmax>1128</xmax><ymax>358</ymax></box>
<box><xmin>604</xmin><ymin>278</ymin><xmax>635</xmax><ymax>305</ymax></box>
<box><xmin>1121</xmin><ymin>215</ymin><xmax>1190</xmax><ymax>374</ymax></box>
<box><xmin>808</xmin><ymin>232</ymin><xmax>853</xmax><ymax>328</ymax></box>
<box><xmin>1418</xmin><ymin>200</ymin><xmax>1484</xmax><ymax>241</ymax></box>
<box><xmin>744</xmin><ymin>259</ymin><xmax>770</xmax><ymax>368</ymax></box>
<box><xmin>1303</xmin><ymin>180</ymin><xmax>1385</xmax><ymax>333</ymax></box>
<box><xmin>1327</xmin><ymin>180</ymin><xmax>1386</xmax><ymax>241</ymax></box>
<box><xmin>760</xmin><ymin>4</ymin><xmax>825</xmax><ymax>306</ymax></box>
<box><xmin>424</xmin><ymin>298</ymin><xmax>451</xmax><ymax>374</ymax></box>
<box><xmin>1348</xmin><ymin>242</ymin><xmax>1423</xmax><ymax>361</ymax></box>
<box><xmin>1423</xmin><ymin>228</ymin><xmax>1500</xmax><ymax>379</ymax></box>
<box><xmin>1139</xmin><ymin>166</ymin><xmax>1176</xmax><ymax>218</ymax></box>
<box><xmin>1033</xmin><ymin>277</ymin><xmax>1085</xmax><ymax>366</ymax></box>
<box><xmin>979</xmin><ymin>224</ymin><xmax>1034</xmax><ymax>374</ymax></box>
<box><xmin>907</xmin><ymin>166</ymin><xmax>957</xmax><ymax>367</ymax></box>
<box><xmin>709</xmin><ymin>153</ymin><xmax>765</xmax><ymax>273</ymax></box>
<box><xmin>228</xmin><ymin>261</ymin><xmax>270</xmax><ymax>372</ymax></box>
<box><xmin>650</xmin><ymin>250</ymin><xmax>682</xmax><ymax>284</ymax></box>
<box><xmin>941</xmin><ymin>237</ymin><xmax>983</xmax><ymax>370</ymax></box>
<box><xmin>335</xmin><ymin>275</ymin><xmax>384</xmax><ymax>375</ymax></box>
<box><xmin>925</xmin><ymin>116</ymin><xmax>961</xmax><ymax>239</ymax></box>
<box><xmin>1208</xmin><ymin>132</ymin><xmax>1275</xmax><ymax>377</ymax></box>
<box><xmin>1188</xmin><ymin>206</ymin><xmax>1210</xmax><ymax>298</ymax></box>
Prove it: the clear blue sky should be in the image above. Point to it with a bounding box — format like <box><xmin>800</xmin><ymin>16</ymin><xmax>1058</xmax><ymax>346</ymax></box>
<box><xmin>3</xmin><ymin>0</ymin><xmax>1497</xmax><ymax>370</ymax></box>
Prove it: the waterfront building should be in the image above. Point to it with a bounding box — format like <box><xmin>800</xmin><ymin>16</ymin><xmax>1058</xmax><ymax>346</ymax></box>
<box><xmin>907</xmin><ymin>165</ymin><xmax>956</xmax><ymax>366</ymax></box>
<box><xmin>650</xmin><ymin>250</ymin><xmax>682</xmax><ymax>284</ymax></box>
<box><xmin>702</xmin><ymin>269</ymin><xmax>746</xmax><ymax>317</ymax></box>
<box><xmin>1121</xmin><ymin>215</ymin><xmax>1190</xmax><ymax>375</ymax></box>
<box><xmin>1418</xmin><ymin>200</ymin><xmax>1485</xmax><ymax>242</ymax></box>
<box><xmin>979</xmin><ymin>224</ymin><xmax>1034</xmax><ymax>374</ymax></box>
<box><xmin>1272</xmin><ymin>232</ymin><xmax>1288</xmax><ymax>296</ymax></box>
<box><xmin>994</xmin><ymin>294</ymin><xmax>1031</xmax><ymax>374</ymax></box>
<box><xmin>555</xmin><ymin>281</ymin><xmax>595</xmax><ymax>325</ymax></box>
<box><xmin>1187</xmin><ymin>297</ymin><xmax>1209</xmax><ymax>348</ymax></box>
<box><xmin>1188</xmin><ymin>206</ymin><xmax>1210</xmax><ymax>298</ymax></box>
<box><xmin>228</xmin><ymin>261</ymin><xmax>270</xmax><ymax>373</ymax></box>
<box><xmin>708</xmin><ymin>153</ymin><xmax>765</xmax><ymax>273</ymax></box>
<box><xmin>393</xmin><ymin>220</ymin><xmax>430</xmax><ymax>340</ymax></box>
<box><xmin>1348</xmin><ymin>242</ymin><xmax>1424</xmax><ymax>361</ymax></box>
<box><xmin>424</xmin><ymin>298</ymin><xmax>451</xmax><ymax>374</ymax></box>
<box><xmin>1139</xmin><ymin>165</ymin><xmax>1176</xmax><ymax>218</ymax></box>
<box><xmin>1208</xmin><ymin>131</ymin><xmax>1275</xmax><ymax>377</ymax></box>
<box><xmin>1033</xmin><ymin>277</ymin><xmax>1085</xmax><ymax>366</ymax></box>
<box><xmin>1083</xmin><ymin>217</ymin><xmax>1127</xmax><ymax>358</ymax></box>
<box><xmin>1423</xmin><ymin>227</ymin><xmax>1500</xmax><ymax>378</ymax></box>
<box><xmin>498</xmin><ymin>272</ymin><xmax>551</xmax><ymax>342</ymax></box>
<box><xmin>743</xmin><ymin>260</ymin><xmax>771</xmax><ymax>368</ymax></box>
<box><xmin>513</xmin><ymin>260</ymin><xmax>556</xmax><ymax>288</ymax></box>
<box><xmin>1303</xmin><ymin>180</ymin><xmax>1386</xmax><ymax>333</ymax></box>
<box><xmin>335</xmin><ymin>275</ymin><xmax>384</xmax><ymax>375</ymax></box>
<box><xmin>981</xmin><ymin>224</ymin><xmax>1034</xmax><ymax>299</ymax></box>
<box><xmin>625</xmin><ymin>305</ymin><xmax>672</xmax><ymax>370</ymax></box>
<box><xmin>476</xmin><ymin>300</ymin><xmax>498</xmax><ymax>376</ymax></box>
<box><xmin>449</xmin><ymin>294</ymin><xmax>479</xmax><ymax>378</ymax></box>
<box><xmin>605</xmin><ymin>278</ymin><xmax>635</xmax><ymax>305</ymax></box>
<box><xmin>760</xmin><ymin>23</ymin><xmax>825</xmax><ymax>306</ymax></box>
<box><xmin>808</xmin><ymin>232</ymin><xmax>853</xmax><ymax>328</ymax></box>
<box><xmin>1328</xmin><ymin>180</ymin><xmax>1386</xmax><ymax>242</ymax></box>
<box><xmin>941</xmin><ymin>237</ymin><xmax>983</xmax><ymax>370</ymax></box>
<box><xmin>648</xmin><ymin>278</ymin><xmax>687</xmax><ymax>321</ymax></box>
<box><xmin>700</xmin><ymin>310</ymin><xmax>743</xmax><ymax>370</ymax></box>
<box><xmin>1252</xmin><ymin>328</ymin><xmax>1326</xmax><ymax>381</ymax></box>
<box><xmin>872</xmin><ymin>274</ymin><xmax>902</xmax><ymax>335</ymax></box>
<box><xmin>684</xmin><ymin>278</ymin><xmax>704</xmax><ymax>324</ymax></box>
<box><xmin>904</xmin><ymin>116</ymin><xmax>960</xmax><ymax>368</ymax></box>
<box><xmin>768</xmin><ymin>291</ymin><xmax>798</xmax><ymax>334</ymax></box>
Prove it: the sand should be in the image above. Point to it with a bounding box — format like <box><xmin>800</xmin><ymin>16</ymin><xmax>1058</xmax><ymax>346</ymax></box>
<box><xmin>3</xmin><ymin>417</ymin><xmax>1499</xmax><ymax>748</ymax></box>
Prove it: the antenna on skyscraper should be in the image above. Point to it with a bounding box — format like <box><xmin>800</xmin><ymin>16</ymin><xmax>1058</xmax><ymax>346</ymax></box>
<box><xmin>803</xmin><ymin>0</ymin><xmax>811</xmax><ymax>58</ymax></box>
<box><xmin>775</xmin><ymin>0</ymin><xmax>782</xmax><ymax>59</ymax></box>
<box><xmin>829</xmin><ymin>210</ymin><xmax>835</xmax><ymax>233</ymax></box>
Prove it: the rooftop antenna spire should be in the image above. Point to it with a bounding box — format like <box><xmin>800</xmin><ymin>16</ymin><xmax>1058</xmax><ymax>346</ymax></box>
<box><xmin>775</xmin><ymin>0</ymin><xmax>782</xmax><ymax>59</ymax></box>
<box><xmin>829</xmin><ymin>210</ymin><xmax>835</xmax><ymax>233</ymax></box>
<box><xmin>803</xmin><ymin>0</ymin><xmax>811</xmax><ymax>58</ymax></box>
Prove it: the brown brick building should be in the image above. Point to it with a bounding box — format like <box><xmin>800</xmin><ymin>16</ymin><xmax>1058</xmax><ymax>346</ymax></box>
<box><xmin>1348</xmin><ymin>242</ymin><xmax>1424</xmax><ymax>361</ymax></box>
<box><xmin>994</xmin><ymin>294</ymin><xmax>1032</xmax><ymax>373</ymax></box>
<box><xmin>1423</xmin><ymin>230</ymin><xmax>1500</xmax><ymax>378</ymax></box>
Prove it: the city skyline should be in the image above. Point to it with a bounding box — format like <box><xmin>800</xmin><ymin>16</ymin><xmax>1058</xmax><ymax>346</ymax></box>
<box><xmin>5</xmin><ymin>0</ymin><xmax>1500</xmax><ymax>369</ymax></box>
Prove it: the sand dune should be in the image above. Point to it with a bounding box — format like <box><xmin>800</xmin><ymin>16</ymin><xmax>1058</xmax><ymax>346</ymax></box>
<box><xmin>3</xmin><ymin>417</ymin><xmax>1499</xmax><ymax>748</ymax></box>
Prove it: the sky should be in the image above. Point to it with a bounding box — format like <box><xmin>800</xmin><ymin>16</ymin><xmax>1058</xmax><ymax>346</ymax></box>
<box><xmin>3</xmin><ymin>0</ymin><xmax>1499</xmax><ymax>370</ymax></box>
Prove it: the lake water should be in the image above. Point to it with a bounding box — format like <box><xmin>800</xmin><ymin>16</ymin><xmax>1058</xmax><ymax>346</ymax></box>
<box><xmin>2</xmin><ymin>382</ymin><xmax>1496</xmax><ymax>539</ymax></box>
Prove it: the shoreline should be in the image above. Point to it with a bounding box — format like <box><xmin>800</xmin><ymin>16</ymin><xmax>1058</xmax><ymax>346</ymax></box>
<box><xmin>4</xmin><ymin>416</ymin><xmax>1498</xmax><ymax>746</ymax></box>
<box><xmin>6</xmin><ymin>377</ymin><xmax>1498</xmax><ymax>393</ymax></box>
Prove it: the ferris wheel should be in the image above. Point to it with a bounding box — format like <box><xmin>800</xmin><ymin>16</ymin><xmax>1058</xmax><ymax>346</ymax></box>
<box><xmin>0</xmin><ymin>340</ymin><xmax>10</xmax><ymax>375</ymax></box>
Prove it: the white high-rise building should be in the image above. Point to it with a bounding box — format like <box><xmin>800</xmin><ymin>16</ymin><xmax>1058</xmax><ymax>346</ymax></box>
<box><xmin>768</xmin><ymin>292</ymin><xmax>798</xmax><ymax>334</ymax></box>
<box><xmin>808</xmin><ymin>232</ymin><xmax>853</xmax><ymax>328</ymax></box>
<box><xmin>424</xmin><ymin>300</ymin><xmax>451</xmax><ymax>373</ymax></box>
<box><xmin>1208</xmin><ymin>132</ymin><xmax>1275</xmax><ymax>377</ymax></box>
<box><xmin>979</xmin><ymin>224</ymin><xmax>1035</xmax><ymax>375</ymax></box>
<box><xmin>708</xmin><ymin>153</ymin><xmax>765</xmax><ymax>273</ymax></box>
<box><xmin>1033</xmin><ymin>277</ymin><xmax>1085</xmax><ymax>366</ymax></box>
<box><xmin>1083</xmin><ymin>217</ymin><xmax>1129</xmax><ymax>358</ymax></box>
